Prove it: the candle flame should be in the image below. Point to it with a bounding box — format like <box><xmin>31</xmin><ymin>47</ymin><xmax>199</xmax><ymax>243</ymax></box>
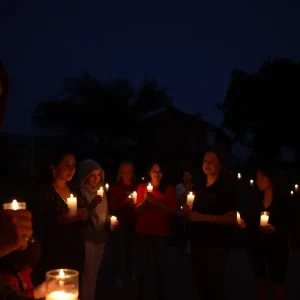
<box><xmin>128</xmin><ymin>195</ymin><xmax>132</xmax><ymax>198</ymax></box>
<box><xmin>189</xmin><ymin>192</ymin><xmax>193</xmax><ymax>196</ymax></box>
<box><xmin>12</xmin><ymin>200</ymin><xmax>18</xmax><ymax>210</ymax></box>
<box><xmin>59</xmin><ymin>269</ymin><xmax>65</xmax><ymax>278</ymax></box>
<box><xmin>70</xmin><ymin>194</ymin><xmax>73</xmax><ymax>198</ymax></box>
<box><xmin>291</xmin><ymin>190</ymin><xmax>294</xmax><ymax>195</ymax></box>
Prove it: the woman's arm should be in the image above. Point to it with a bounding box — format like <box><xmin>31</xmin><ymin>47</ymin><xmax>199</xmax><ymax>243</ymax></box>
<box><xmin>189</xmin><ymin>210</ymin><xmax>236</xmax><ymax>225</ymax></box>
<box><xmin>148</xmin><ymin>186</ymin><xmax>176</xmax><ymax>215</ymax></box>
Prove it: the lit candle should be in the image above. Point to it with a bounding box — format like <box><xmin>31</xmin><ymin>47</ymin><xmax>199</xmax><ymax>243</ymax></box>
<box><xmin>291</xmin><ymin>190</ymin><xmax>294</xmax><ymax>196</ymax></box>
<box><xmin>110</xmin><ymin>216</ymin><xmax>117</xmax><ymax>230</ymax></box>
<box><xmin>46</xmin><ymin>291</ymin><xmax>78</xmax><ymax>300</ymax></box>
<box><xmin>66</xmin><ymin>194</ymin><xmax>77</xmax><ymax>216</ymax></box>
<box><xmin>105</xmin><ymin>183</ymin><xmax>109</xmax><ymax>191</ymax></box>
<box><xmin>237</xmin><ymin>212</ymin><xmax>241</xmax><ymax>225</ymax></box>
<box><xmin>260</xmin><ymin>211</ymin><xmax>269</xmax><ymax>226</ymax></box>
<box><xmin>97</xmin><ymin>187</ymin><xmax>104</xmax><ymax>197</ymax></box>
<box><xmin>237</xmin><ymin>173</ymin><xmax>242</xmax><ymax>180</ymax></box>
<box><xmin>132</xmin><ymin>191</ymin><xmax>137</xmax><ymax>204</ymax></box>
<box><xmin>142</xmin><ymin>177</ymin><xmax>145</xmax><ymax>181</ymax></box>
<box><xmin>250</xmin><ymin>179</ymin><xmax>254</xmax><ymax>186</ymax></box>
<box><xmin>295</xmin><ymin>184</ymin><xmax>298</xmax><ymax>192</ymax></box>
<box><xmin>147</xmin><ymin>183</ymin><xmax>153</xmax><ymax>192</ymax></box>
<box><xmin>45</xmin><ymin>269</ymin><xmax>78</xmax><ymax>300</ymax></box>
<box><xmin>3</xmin><ymin>199</ymin><xmax>26</xmax><ymax>210</ymax></box>
<box><xmin>186</xmin><ymin>192</ymin><xmax>195</xmax><ymax>209</ymax></box>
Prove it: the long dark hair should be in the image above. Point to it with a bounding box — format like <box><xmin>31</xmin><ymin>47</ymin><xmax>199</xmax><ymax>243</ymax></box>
<box><xmin>0</xmin><ymin>61</ymin><xmax>9</xmax><ymax>128</ymax></box>
<box><xmin>145</xmin><ymin>161</ymin><xmax>168</xmax><ymax>194</ymax></box>
<box><xmin>36</xmin><ymin>144</ymin><xmax>76</xmax><ymax>186</ymax></box>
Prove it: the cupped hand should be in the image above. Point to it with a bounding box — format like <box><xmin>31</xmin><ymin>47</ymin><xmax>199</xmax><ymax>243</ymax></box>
<box><xmin>90</xmin><ymin>196</ymin><xmax>102</xmax><ymax>210</ymax></box>
<box><xmin>77</xmin><ymin>208</ymin><xmax>89</xmax><ymax>221</ymax></box>
<box><xmin>259</xmin><ymin>224</ymin><xmax>276</xmax><ymax>234</ymax></box>
<box><xmin>237</xmin><ymin>218</ymin><xmax>246</xmax><ymax>229</ymax></box>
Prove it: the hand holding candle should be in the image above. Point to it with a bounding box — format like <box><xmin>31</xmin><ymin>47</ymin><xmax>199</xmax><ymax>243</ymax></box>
<box><xmin>260</xmin><ymin>211</ymin><xmax>269</xmax><ymax>226</ymax></box>
<box><xmin>132</xmin><ymin>191</ymin><xmax>137</xmax><ymax>204</ymax></box>
<box><xmin>147</xmin><ymin>183</ymin><xmax>153</xmax><ymax>192</ymax></box>
<box><xmin>110</xmin><ymin>216</ymin><xmax>118</xmax><ymax>230</ymax></box>
<box><xmin>66</xmin><ymin>194</ymin><xmax>77</xmax><ymax>217</ymax></box>
<box><xmin>97</xmin><ymin>187</ymin><xmax>104</xmax><ymax>197</ymax></box>
<box><xmin>186</xmin><ymin>192</ymin><xmax>195</xmax><ymax>209</ymax></box>
<box><xmin>45</xmin><ymin>269</ymin><xmax>78</xmax><ymax>300</ymax></box>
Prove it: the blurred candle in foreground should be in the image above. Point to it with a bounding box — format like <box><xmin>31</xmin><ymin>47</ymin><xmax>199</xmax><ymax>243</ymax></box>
<box><xmin>66</xmin><ymin>194</ymin><xmax>77</xmax><ymax>216</ymax></box>
<box><xmin>45</xmin><ymin>269</ymin><xmax>78</xmax><ymax>300</ymax></box>
<box><xmin>237</xmin><ymin>173</ymin><xmax>242</xmax><ymax>180</ymax></box>
<box><xmin>110</xmin><ymin>216</ymin><xmax>117</xmax><ymax>230</ymax></box>
<box><xmin>295</xmin><ymin>184</ymin><xmax>298</xmax><ymax>192</ymax></box>
<box><xmin>105</xmin><ymin>183</ymin><xmax>109</xmax><ymax>191</ymax></box>
<box><xmin>3</xmin><ymin>199</ymin><xmax>26</xmax><ymax>210</ymax></box>
<box><xmin>132</xmin><ymin>191</ymin><xmax>137</xmax><ymax>204</ymax></box>
<box><xmin>260</xmin><ymin>211</ymin><xmax>269</xmax><ymax>226</ymax></box>
<box><xmin>291</xmin><ymin>190</ymin><xmax>294</xmax><ymax>196</ymax></box>
<box><xmin>147</xmin><ymin>183</ymin><xmax>153</xmax><ymax>192</ymax></box>
<box><xmin>237</xmin><ymin>212</ymin><xmax>241</xmax><ymax>225</ymax></box>
<box><xmin>97</xmin><ymin>187</ymin><xmax>104</xmax><ymax>197</ymax></box>
<box><xmin>187</xmin><ymin>192</ymin><xmax>195</xmax><ymax>209</ymax></box>
<box><xmin>250</xmin><ymin>179</ymin><xmax>254</xmax><ymax>186</ymax></box>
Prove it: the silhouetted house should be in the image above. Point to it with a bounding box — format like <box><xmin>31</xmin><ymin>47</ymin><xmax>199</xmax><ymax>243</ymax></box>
<box><xmin>129</xmin><ymin>108</ymin><xmax>232</xmax><ymax>179</ymax></box>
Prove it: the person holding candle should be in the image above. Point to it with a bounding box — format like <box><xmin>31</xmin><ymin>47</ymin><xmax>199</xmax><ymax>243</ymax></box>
<box><xmin>135</xmin><ymin>162</ymin><xmax>176</xmax><ymax>300</ymax></box>
<box><xmin>173</xmin><ymin>168</ymin><xmax>193</xmax><ymax>256</ymax></box>
<box><xmin>108</xmin><ymin>161</ymin><xmax>137</xmax><ymax>290</ymax></box>
<box><xmin>182</xmin><ymin>150</ymin><xmax>237</xmax><ymax>300</ymax></box>
<box><xmin>75</xmin><ymin>159</ymin><xmax>118</xmax><ymax>300</ymax></box>
<box><xmin>31</xmin><ymin>147</ymin><xmax>90</xmax><ymax>284</ymax></box>
<box><xmin>237</xmin><ymin>166</ymin><xmax>290</xmax><ymax>300</ymax></box>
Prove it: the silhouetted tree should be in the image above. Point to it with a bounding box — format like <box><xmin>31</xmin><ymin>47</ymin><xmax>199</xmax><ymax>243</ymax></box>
<box><xmin>218</xmin><ymin>58</ymin><xmax>300</xmax><ymax>160</ymax></box>
<box><xmin>32</xmin><ymin>73</ymin><xmax>172</xmax><ymax>147</ymax></box>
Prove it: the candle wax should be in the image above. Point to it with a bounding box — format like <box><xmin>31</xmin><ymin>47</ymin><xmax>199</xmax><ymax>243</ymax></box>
<box><xmin>46</xmin><ymin>291</ymin><xmax>78</xmax><ymax>300</ymax></box>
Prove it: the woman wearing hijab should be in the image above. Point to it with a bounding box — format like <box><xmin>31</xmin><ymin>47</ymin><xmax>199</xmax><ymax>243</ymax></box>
<box><xmin>76</xmin><ymin>159</ymin><xmax>118</xmax><ymax>300</ymax></box>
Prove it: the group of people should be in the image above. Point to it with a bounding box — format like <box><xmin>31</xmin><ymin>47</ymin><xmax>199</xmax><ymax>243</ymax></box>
<box><xmin>0</xmin><ymin>60</ymin><xmax>293</xmax><ymax>300</ymax></box>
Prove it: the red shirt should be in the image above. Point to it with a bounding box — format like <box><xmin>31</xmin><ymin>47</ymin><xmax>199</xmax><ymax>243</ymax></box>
<box><xmin>108</xmin><ymin>183</ymin><xmax>137</xmax><ymax>228</ymax></box>
<box><xmin>1</xmin><ymin>266</ymin><xmax>35</xmax><ymax>298</ymax></box>
<box><xmin>136</xmin><ymin>183</ymin><xmax>176</xmax><ymax>236</ymax></box>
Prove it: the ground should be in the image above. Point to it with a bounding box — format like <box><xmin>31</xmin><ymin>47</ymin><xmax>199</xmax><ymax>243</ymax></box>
<box><xmin>96</xmin><ymin>244</ymin><xmax>300</xmax><ymax>300</ymax></box>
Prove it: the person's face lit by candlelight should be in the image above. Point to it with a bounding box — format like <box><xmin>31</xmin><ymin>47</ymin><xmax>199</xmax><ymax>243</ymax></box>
<box><xmin>118</xmin><ymin>163</ymin><xmax>134</xmax><ymax>185</ymax></box>
<box><xmin>202</xmin><ymin>152</ymin><xmax>222</xmax><ymax>177</ymax></box>
<box><xmin>149</xmin><ymin>163</ymin><xmax>163</xmax><ymax>186</ymax></box>
<box><xmin>51</xmin><ymin>154</ymin><xmax>76</xmax><ymax>182</ymax></box>
<box><xmin>85</xmin><ymin>169</ymin><xmax>101</xmax><ymax>190</ymax></box>
<box><xmin>256</xmin><ymin>170</ymin><xmax>272</xmax><ymax>191</ymax></box>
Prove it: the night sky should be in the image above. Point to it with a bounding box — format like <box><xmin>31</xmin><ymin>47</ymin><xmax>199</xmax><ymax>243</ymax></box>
<box><xmin>1</xmin><ymin>0</ymin><xmax>300</xmax><ymax>135</ymax></box>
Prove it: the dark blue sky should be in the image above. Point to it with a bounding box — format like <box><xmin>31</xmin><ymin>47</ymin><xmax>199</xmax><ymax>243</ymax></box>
<box><xmin>1</xmin><ymin>0</ymin><xmax>300</xmax><ymax>135</ymax></box>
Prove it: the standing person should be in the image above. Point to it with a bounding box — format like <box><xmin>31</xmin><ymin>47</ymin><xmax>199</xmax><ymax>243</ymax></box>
<box><xmin>108</xmin><ymin>161</ymin><xmax>137</xmax><ymax>289</ymax></box>
<box><xmin>182</xmin><ymin>150</ymin><xmax>237</xmax><ymax>300</ymax></box>
<box><xmin>32</xmin><ymin>147</ymin><xmax>90</xmax><ymax>284</ymax></box>
<box><xmin>135</xmin><ymin>162</ymin><xmax>176</xmax><ymax>300</ymax></box>
<box><xmin>238</xmin><ymin>166</ymin><xmax>290</xmax><ymax>300</ymax></box>
<box><xmin>174</xmin><ymin>169</ymin><xmax>193</xmax><ymax>255</ymax></box>
<box><xmin>76</xmin><ymin>159</ymin><xmax>118</xmax><ymax>300</ymax></box>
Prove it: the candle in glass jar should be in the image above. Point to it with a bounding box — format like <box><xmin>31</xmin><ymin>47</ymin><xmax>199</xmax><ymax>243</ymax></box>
<box><xmin>260</xmin><ymin>211</ymin><xmax>269</xmax><ymax>226</ymax></box>
<box><xmin>97</xmin><ymin>187</ymin><xmax>104</xmax><ymax>197</ymax></box>
<box><xmin>66</xmin><ymin>194</ymin><xmax>77</xmax><ymax>216</ymax></box>
<box><xmin>46</xmin><ymin>291</ymin><xmax>78</xmax><ymax>300</ymax></box>
<box><xmin>105</xmin><ymin>183</ymin><xmax>109</xmax><ymax>191</ymax></box>
<box><xmin>132</xmin><ymin>191</ymin><xmax>137</xmax><ymax>204</ymax></box>
<box><xmin>186</xmin><ymin>192</ymin><xmax>195</xmax><ymax>209</ymax></box>
<box><xmin>110</xmin><ymin>216</ymin><xmax>117</xmax><ymax>230</ymax></box>
<box><xmin>3</xmin><ymin>199</ymin><xmax>26</xmax><ymax>210</ymax></box>
<box><xmin>147</xmin><ymin>183</ymin><xmax>153</xmax><ymax>192</ymax></box>
<box><xmin>237</xmin><ymin>212</ymin><xmax>241</xmax><ymax>225</ymax></box>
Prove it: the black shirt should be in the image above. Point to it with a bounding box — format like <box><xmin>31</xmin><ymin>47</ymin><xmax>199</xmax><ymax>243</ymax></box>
<box><xmin>245</xmin><ymin>191</ymin><xmax>290</xmax><ymax>248</ymax></box>
<box><xmin>189</xmin><ymin>174</ymin><xmax>237</xmax><ymax>247</ymax></box>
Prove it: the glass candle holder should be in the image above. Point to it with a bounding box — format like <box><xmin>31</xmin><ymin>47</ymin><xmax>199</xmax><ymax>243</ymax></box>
<box><xmin>3</xmin><ymin>199</ymin><xmax>26</xmax><ymax>210</ymax></box>
<box><xmin>46</xmin><ymin>269</ymin><xmax>79</xmax><ymax>300</ymax></box>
